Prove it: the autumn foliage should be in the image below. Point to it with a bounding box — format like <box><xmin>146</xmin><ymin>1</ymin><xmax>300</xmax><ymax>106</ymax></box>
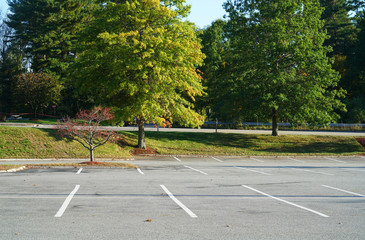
<box><xmin>56</xmin><ymin>106</ymin><xmax>115</xmax><ymax>162</ymax></box>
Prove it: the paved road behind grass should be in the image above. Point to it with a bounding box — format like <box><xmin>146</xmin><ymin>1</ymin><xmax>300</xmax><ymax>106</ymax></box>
<box><xmin>1</xmin><ymin>123</ymin><xmax>365</xmax><ymax>136</ymax></box>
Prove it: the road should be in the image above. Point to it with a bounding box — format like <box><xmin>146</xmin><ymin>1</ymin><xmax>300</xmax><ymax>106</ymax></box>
<box><xmin>1</xmin><ymin>122</ymin><xmax>365</xmax><ymax>136</ymax></box>
<box><xmin>1</xmin><ymin>156</ymin><xmax>365</xmax><ymax>239</ymax></box>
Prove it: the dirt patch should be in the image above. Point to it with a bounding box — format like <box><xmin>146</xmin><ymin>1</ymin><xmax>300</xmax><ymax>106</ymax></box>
<box><xmin>356</xmin><ymin>138</ymin><xmax>365</xmax><ymax>148</ymax></box>
<box><xmin>80</xmin><ymin>161</ymin><xmax>105</xmax><ymax>165</ymax></box>
<box><xmin>131</xmin><ymin>147</ymin><xmax>158</xmax><ymax>155</ymax></box>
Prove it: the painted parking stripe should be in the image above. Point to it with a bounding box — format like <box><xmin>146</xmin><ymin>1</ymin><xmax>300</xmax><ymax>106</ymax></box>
<box><xmin>76</xmin><ymin>168</ymin><xmax>83</xmax><ymax>174</ymax></box>
<box><xmin>137</xmin><ymin>168</ymin><xmax>145</xmax><ymax>175</ymax></box>
<box><xmin>242</xmin><ymin>185</ymin><xmax>329</xmax><ymax>218</ymax></box>
<box><xmin>55</xmin><ymin>185</ymin><xmax>80</xmax><ymax>217</ymax></box>
<box><xmin>322</xmin><ymin>185</ymin><xmax>365</xmax><ymax>197</ymax></box>
<box><xmin>234</xmin><ymin>167</ymin><xmax>272</xmax><ymax>175</ymax></box>
<box><xmin>212</xmin><ymin>157</ymin><xmax>223</xmax><ymax>162</ymax></box>
<box><xmin>174</xmin><ymin>157</ymin><xmax>181</xmax><ymax>162</ymax></box>
<box><xmin>288</xmin><ymin>157</ymin><xmax>305</xmax><ymax>163</ymax></box>
<box><xmin>325</xmin><ymin>157</ymin><xmax>346</xmax><ymax>163</ymax></box>
<box><xmin>291</xmin><ymin>168</ymin><xmax>334</xmax><ymax>176</ymax></box>
<box><xmin>160</xmin><ymin>185</ymin><xmax>197</xmax><ymax>218</ymax></box>
<box><xmin>184</xmin><ymin>165</ymin><xmax>208</xmax><ymax>175</ymax></box>
<box><xmin>250</xmin><ymin>157</ymin><xmax>265</xmax><ymax>163</ymax></box>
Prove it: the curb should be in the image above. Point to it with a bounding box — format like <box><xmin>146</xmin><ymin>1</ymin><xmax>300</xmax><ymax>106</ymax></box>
<box><xmin>0</xmin><ymin>166</ymin><xmax>27</xmax><ymax>173</ymax></box>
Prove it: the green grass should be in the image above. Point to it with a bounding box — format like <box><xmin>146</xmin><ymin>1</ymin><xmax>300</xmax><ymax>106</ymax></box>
<box><xmin>0</xmin><ymin>126</ymin><xmax>133</xmax><ymax>159</ymax></box>
<box><xmin>7</xmin><ymin>119</ymin><xmax>59</xmax><ymax>124</ymax></box>
<box><xmin>123</xmin><ymin>131</ymin><xmax>365</xmax><ymax>156</ymax></box>
<box><xmin>0</xmin><ymin>126</ymin><xmax>364</xmax><ymax>158</ymax></box>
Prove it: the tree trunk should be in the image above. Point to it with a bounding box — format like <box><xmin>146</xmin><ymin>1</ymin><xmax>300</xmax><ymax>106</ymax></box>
<box><xmin>90</xmin><ymin>148</ymin><xmax>94</xmax><ymax>162</ymax></box>
<box><xmin>137</xmin><ymin>117</ymin><xmax>146</xmax><ymax>149</ymax></box>
<box><xmin>272</xmin><ymin>108</ymin><xmax>279</xmax><ymax>136</ymax></box>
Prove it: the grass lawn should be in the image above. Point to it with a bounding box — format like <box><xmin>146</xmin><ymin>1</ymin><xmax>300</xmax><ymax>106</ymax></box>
<box><xmin>0</xmin><ymin>126</ymin><xmax>363</xmax><ymax>159</ymax></box>
<box><xmin>125</xmin><ymin>131</ymin><xmax>365</xmax><ymax>156</ymax></box>
<box><xmin>0</xmin><ymin>126</ymin><xmax>133</xmax><ymax>159</ymax></box>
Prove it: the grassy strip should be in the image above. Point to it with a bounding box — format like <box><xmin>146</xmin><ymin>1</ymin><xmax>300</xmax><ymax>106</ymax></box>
<box><xmin>0</xmin><ymin>126</ymin><xmax>364</xmax><ymax>158</ymax></box>
<box><xmin>124</xmin><ymin>131</ymin><xmax>365</xmax><ymax>156</ymax></box>
<box><xmin>0</xmin><ymin>162</ymin><xmax>137</xmax><ymax>171</ymax></box>
<box><xmin>0</xmin><ymin>165</ymin><xmax>24</xmax><ymax>171</ymax></box>
<box><xmin>27</xmin><ymin>162</ymin><xmax>137</xmax><ymax>168</ymax></box>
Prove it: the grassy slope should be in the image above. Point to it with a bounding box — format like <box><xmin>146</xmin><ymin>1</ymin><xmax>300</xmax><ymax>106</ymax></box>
<box><xmin>0</xmin><ymin>126</ymin><xmax>132</xmax><ymax>159</ymax></box>
<box><xmin>133</xmin><ymin>131</ymin><xmax>365</xmax><ymax>156</ymax></box>
<box><xmin>0</xmin><ymin>126</ymin><xmax>363</xmax><ymax>159</ymax></box>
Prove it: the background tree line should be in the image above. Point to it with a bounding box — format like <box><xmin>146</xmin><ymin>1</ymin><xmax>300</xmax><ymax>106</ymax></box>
<box><xmin>199</xmin><ymin>0</ymin><xmax>365</xmax><ymax>126</ymax></box>
<box><xmin>0</xmin><ymin>0</ymin><xmax>364</xmax><ymax>139</ymax></box>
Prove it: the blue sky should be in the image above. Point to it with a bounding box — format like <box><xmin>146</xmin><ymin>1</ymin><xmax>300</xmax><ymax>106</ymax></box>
<box><xmin>0</xmin><ymin>0</ymin><xmax>227</xmax><ymax>28</ymax></box>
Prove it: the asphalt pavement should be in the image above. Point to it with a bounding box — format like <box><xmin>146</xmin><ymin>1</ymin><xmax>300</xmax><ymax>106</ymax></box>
<box><xmin>1</xmin><ymin>122</ymin><xmax>365</xmax><ymax>136</ymax></box>
<box><xmin>1</xmin><ymin>156</ymin><xmax>365</xmax><ymax>239</ymax></box>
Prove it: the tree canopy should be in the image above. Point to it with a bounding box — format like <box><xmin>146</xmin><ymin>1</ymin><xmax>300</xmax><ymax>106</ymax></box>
<box><xmin>223</xmin><ymin>0</ymin><xmax>346</xmax><ymax>135</ymax></box>
<box><xmin>71</xmin><ymin>0</ymin><xmax>205</xmax><ymax>148</ymax></box>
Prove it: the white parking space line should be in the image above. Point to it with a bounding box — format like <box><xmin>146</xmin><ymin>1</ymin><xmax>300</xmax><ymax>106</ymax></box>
<box><xmin>55</xmin><ymin>185</ymin><xmax>80</xmax><ymax>218</ymax></box>
<box><xmin>242</xmin><ymin>185</ymin><xmax>329</xmax><ymax>218</ymax></box>
<box><xmin>137</xmin><ymin>168</ymin><xmax>145</xmax><ymax>175</ymax></box>
<box><xmin>234</xmin><ymin>167</ymin><xmax>272</xmax><ymax>175</ymax></box>
<box><xmin>160</xmin><ymin>185</ymin><xmax>198</xmax><ymax>218</ymax></box>
<box><xmin>184</xmin><ymin>165</ymin><xmax>208</xmax><ymax>175</ymax></box>
<box><xmin>325</xmin><ymin>157</ymin><xmax>346</xmax><ymax>163</ymax></box>
<box><xmin>288</xmin><ymin>157</ymin><xmax>305</xmax><ymax>163</ymax></box>
<box><xmin>174</xmin><ymin>157</ymin><xmax>181</xmax><ymax>162</ymax></box>
<box><xmin>322</xmin><ymin>185</ymin><xmax>365</xmax><ymax>197</ymax></box>
<box><xmin>346</xmin><ymin>168</ymin><xmax>365</xmax><ymax>172</ymax></box>
<box><xmin>212</xmin><ymin>157</ymin><xmax>223</xmax><ymax>162</ymax></box>
<box><xmin>249</xmin><ymin>157</ymin><xmax>265</xmax><ymax>163</ymax></box>
<box><xmin>291</xmin><ymin>168</ymin><xmax>334</xmax><ymax>176</ymax></box>
<box><xmin>76</xmin><ymin>168</ymin><xmax>83</xmax><ymax>174</ymax></box>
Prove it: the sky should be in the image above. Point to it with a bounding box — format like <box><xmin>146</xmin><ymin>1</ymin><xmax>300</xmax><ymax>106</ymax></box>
<box><xmin>0</xmin><ymin>0</ymin><xmax>227</xmax><ymax>28</ymax></box>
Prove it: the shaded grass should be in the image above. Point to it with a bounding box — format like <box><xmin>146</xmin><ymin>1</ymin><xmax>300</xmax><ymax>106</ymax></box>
<box><xmin>123</xmin><ymin>131</ymin><xmax>365</xmax><ymax>156</ymax></box>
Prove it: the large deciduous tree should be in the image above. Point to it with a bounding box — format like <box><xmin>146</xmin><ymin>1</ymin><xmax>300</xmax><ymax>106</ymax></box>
<box><xmin>71</xmin><ymin>0</ymin><xmax>205</xmax><ymax>149</ymax></box>
<box><xmin>224</xmin><ymin>0</ymin><xmax>346</xmax><ymax>136</ymax></box>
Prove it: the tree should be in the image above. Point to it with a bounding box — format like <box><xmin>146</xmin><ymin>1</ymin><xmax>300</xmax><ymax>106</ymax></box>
<box><xmin>197</xmin><ymin>19</ymin><xmax>232</xmax><ymax>121</ymax></box>
<box><xmin>343</xmin><ymin>12</ymin><xmax>365</xmax><ymax>122</ymax></box>
<box><xmin>13</xmin><ymin>72</ymin><xmax>61</xmax><ymax>117</ymax></box>
<box><xmin>71</xmin><ymin>0</ymin><xmax>205</xmax><ymax>149</ymax></box>
<box><xmin>224</xmin><ymin>0</ymin><xmax>346</xmax><ymax>136</ymax></box>
<box><xmin>56</xmin><ymin>106</ymin><xmax>115</xmax><ymax>162</ymax></box>
<box><xmin>6</xmin><ymin>0</ymin><xmax>96</xmax><ymax>77</ymax></box>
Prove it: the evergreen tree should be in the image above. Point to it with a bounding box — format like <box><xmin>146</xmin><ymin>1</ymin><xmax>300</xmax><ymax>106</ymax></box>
<box><xmin>224</xmin><ymin>0</ymin><xmax>346</xmax><ymax>136</ymax></box>
<box><xmin>6</xmin><ymin>0</ymin><xmax>96</xmax><ymax>77</ymax></box>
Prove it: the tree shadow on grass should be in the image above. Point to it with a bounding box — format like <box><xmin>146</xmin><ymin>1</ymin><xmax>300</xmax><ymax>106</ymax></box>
<box><xmin>143</xmin><ymin>131</ymin><xmax>263</xmax><ymax>149</ymax></box>
<box><xmin>255</xmin><ymin>140</ymin><xmax>364</xmax><ymax>155</ymax></box>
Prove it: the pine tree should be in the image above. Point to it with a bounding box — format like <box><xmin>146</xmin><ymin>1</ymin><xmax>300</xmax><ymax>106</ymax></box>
<box><xmin>6</xmin><ymin>0</ymin><xmax>96</xmax><ymax>77</ymax></box>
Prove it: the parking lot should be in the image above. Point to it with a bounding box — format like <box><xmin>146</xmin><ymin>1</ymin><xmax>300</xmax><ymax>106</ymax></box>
<box><xmin>1</xmin><ymin>156</ymin><xmax>365</xmax><ymax>240</ymax></box>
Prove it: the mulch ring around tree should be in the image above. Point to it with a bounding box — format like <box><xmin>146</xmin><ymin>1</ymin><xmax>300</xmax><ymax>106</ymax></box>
<box><xmin>131</xmin><ymin>147</ymin><xmax>158</xmax><ymax>155</ymax></box>
<box><xmin>356</xmin><ymin>138</ymin><xmax>365</xmax><ymax>148</ymax></box>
